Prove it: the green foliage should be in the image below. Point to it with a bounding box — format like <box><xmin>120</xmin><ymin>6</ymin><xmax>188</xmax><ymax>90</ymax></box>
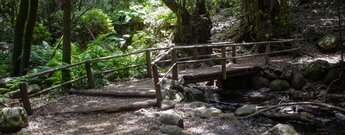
<box><xmin>33</xmin><ymin>23</ymin><xmax>52</xmax><ymax>44</ymax></box>
<box><xmin>0</xmin><ymin>53</ymin><xmax>11</xmax><ymax>78</ymax></box>
<box><xmin>75</xmin><ymin>9</ymin><xmax>115</xmax><ymax>48</ymax></box>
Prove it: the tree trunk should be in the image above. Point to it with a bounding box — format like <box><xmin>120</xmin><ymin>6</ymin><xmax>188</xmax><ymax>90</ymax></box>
<box><xmin>162</xmin><ymin>0</ymin><xmax>212</xmax><ymax>55</ymax></box>
<box><xmin>62</xmin><ymin>0</ymin><xmax>72</xmax><ymax>89</ymax></box>
<box><xmin>11</xmin><ymin>0</ymin><xmax>29</xmax><ymax>77</ymax></box>
<box><xmin>20</xmin><ymin>0</ymin><xmax>39</xmax><ymax>75</ymax></box>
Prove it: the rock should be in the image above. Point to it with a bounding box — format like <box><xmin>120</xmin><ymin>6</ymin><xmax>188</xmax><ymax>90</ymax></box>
<box><xmin>282</xmin><ymin>70</ymin><xmax>293</xmax><ymax>81</ymax></box>
<box><xmin>335</xmin><ymin>113</ymin><xmax>345</xmax><ymax>121</ymax></box>
<box><xmin>149</xmin><ymin>124</ymin><xmax>160</xmax><ymax>131</ymax></box>
<box><xmin>184</xmin><ymin>87</ymin><xmax>205</xmax><ymax>102</ymax></box>
<box><xmin>0</xmin><ymin>107</ymin><xmax>28</xmax><ymax>133</ymax></box>
<box><xmin>161</xmin><ymin>100</ymin><xmax>177</xmax><ymax>110</ymax></box>
<box><xmin>273</xmin><ymin>68</ymin><xmax>283</xmax><ymax>76</ymax></box>
<box><xmin>323</xmin><ymin>68</ymin><xmax>342</xmax><ymax>85</ymax></box>
<box><xmin>266</xmin><ymin>72</ymin><xmax>279</xmax><ymax>80</ymax></box>
<box><xmin>291</xmin><ymin>73</ymin><xmax>306</xmax><ymax>90</ymax></box>
<box><xmin>318</xmin><ymin>34</ymin><xmax>337</xmax><ymax>51</ymax></box>
<box><xmin>207</xmin><ymin>107</ymin><xmax>222</xmax><ymax>116</ymax></box>
<box><xmin>269</xmin><ymin>80</ymin><xmax>290</xmax><ymax>91</ymax></box>
<box><xmin>0</xmin><ymin>77</ymin><xmax>16</xmax><ymax>87</ymax></box>
<box><xmin>250</xmin><ymin>76</ymin><xmax>270</xmax><ymax>89</ymax></box>
<box><xmin>304</xmin><ymin>60</ymin><xmax>330</xmax><ymax>81</ymax></box>
<box><xmin>160</xmin><ymin>109</ymin><xmax>183</xmax><ymax>128</ymax></box>
<box><xmin>16</xmin><ymin>128</ymin><xmax>30</xmax><ymax>135</ymax></box>
<box><xmin>219</xmin><ymin>113</ymin><xmax>237</xmax><ymax>120</ymax></box>
<box><xmin>160</xmin><ymin>125</ymin><xmax>183</xmax><ymax>135</ymax></box>
<box><xmin>235</xmin><ymin>105</ymin><xmax>257</xmax><ymax>116</ymax></box>
<box><xmin>262</xmin><ymin>124</ymin><xmax>300</xmax><ymax>135</ymax></box>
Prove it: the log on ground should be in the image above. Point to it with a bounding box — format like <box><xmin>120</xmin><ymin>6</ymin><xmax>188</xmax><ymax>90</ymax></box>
<box><xmin>68</xmin><ymin>89</ymin><xmax>156</xmax><ymax>98</ymax></box>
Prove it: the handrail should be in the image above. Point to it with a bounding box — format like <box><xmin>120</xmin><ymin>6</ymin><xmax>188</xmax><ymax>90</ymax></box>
<box><xmin>150</xmin><ymin>38</ymin><xmax>303</xmax><ymax>107</ymax></box>
<box><xmin>174</xmin><ymin>38</ymin><xmax>303</xmax><ymax>49</ymax></box>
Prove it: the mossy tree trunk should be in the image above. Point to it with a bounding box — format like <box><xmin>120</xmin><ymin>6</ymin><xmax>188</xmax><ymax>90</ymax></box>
<box><xmin>11</xmin><ymin>0</ymin><xmax>29</xmax><ymax>77</ymax></box>
<box><xmin>62</xmin><ymin>0</ymin><xmax>72</xmax><ymax>89</ymax></box>
<box><xmin>162</xmin><ymin>0</ymin><xmax>212</xmax><ymax>55</ymax></box>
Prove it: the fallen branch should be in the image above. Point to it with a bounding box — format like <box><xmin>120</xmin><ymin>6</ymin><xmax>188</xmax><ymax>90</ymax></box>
<box><xmin>68</xmin><ymin>89</ymin><xmax>156</xmax><ymax>98</ymax></box>
<box><xmin>237</xmin><ymin>102</ymin><xmax>345</xmax><ymax>119</ymax></box>
<box><xmin>262</xmin><ymin>112</ymin><xmax>319</xmax><ymax>124</ymax></box>
<box><xmin>49</xmin><ymin>99</ymin><xmax>157</xmax><ymax>114</ymax></box>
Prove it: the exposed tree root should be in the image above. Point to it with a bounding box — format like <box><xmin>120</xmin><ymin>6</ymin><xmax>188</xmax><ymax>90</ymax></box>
<box><xmin>237</xmin><ymin>102</ymin><xmax>345</xmax><ymax>119</ymax></box>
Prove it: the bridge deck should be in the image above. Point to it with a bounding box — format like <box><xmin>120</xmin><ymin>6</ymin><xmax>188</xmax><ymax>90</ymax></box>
<box><xmin>177</xmin><ymin>55</ymin><xmax>292</xmax><ymax>84</ymax></box>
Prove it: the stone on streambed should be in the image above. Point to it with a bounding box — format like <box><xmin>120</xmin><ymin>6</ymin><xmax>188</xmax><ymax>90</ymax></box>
<box><xmin>250</xmin><ymin>76</ymin><xmax>270</xmax><ymax>89</ymax></box>
<box><xmin>269</xmin><ymin>79</ymin><xmax>290</xmax><ymax>91</ymax></box>
<box><xmin>262</xmin><ymin>124</ymin><xmax>300</xmax><ymax>135</ymax></box>
<box><xmin>160</xmin><ymin>125</ymin><xmax>183</xmax><ymax>135</ymax></box>
<box><xmin>235</xmin><ymin>105</ymin><xmax>257</xmax><ymax>116</ymax></box>
<box><xmin>291</xmin><ymin>73</ymin><xmax>306</xmax><ymax>90</ymax></box>
<box><xmin>0</xmin><ymin>107</ymin><xmax>28</xmax><ymax>133</ymax></box>
<box><xmin>304</xmin><ymin>60</ymin><xmax>330</xmax><ymax>81</ymax></box>
<box><xmin>160</xmin><ymin>109</ymin><xmax>183</xmax><ymax>128</ymax></box>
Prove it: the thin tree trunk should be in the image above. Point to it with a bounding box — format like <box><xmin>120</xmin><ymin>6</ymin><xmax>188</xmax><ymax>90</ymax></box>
<box><xmin>62</xmin><ymin>0</ymin><xmax>72</xmax><ymax>89</ymax></box>
<box><xmin>11</xmin><ymin>0</ymin><xmax>29</xmax><ymax>77</ymax></box>
<box><xmin>20</xmin><ymin>0</ymin><xmax>39</xmax><ymax>75</ymax></box>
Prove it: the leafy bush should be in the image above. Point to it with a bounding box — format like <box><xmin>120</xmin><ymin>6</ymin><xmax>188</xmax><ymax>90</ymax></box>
<box><xmin>33</xmin><ymin>23</ymin><xmax>52</xmax><ymax>44</ymax></box>
<box><xmin>75</xmin><ymin>9</ymin><xmax>115</xmax><ymax>49</ymax></box>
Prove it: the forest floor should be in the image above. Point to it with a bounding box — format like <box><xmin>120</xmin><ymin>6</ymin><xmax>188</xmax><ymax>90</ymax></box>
<box><xmin>5</xmin><ymin>2</ymin><xmax>345</xmax><ymax>135</ymax></box>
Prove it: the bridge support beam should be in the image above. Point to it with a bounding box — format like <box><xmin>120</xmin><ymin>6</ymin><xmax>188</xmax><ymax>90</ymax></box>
<box><xmin>221</xmin><ymin>47</ymin><xmax>227</xmax><ymax>80</ymax></box>
<box><xmin>146</xmin><ymin>50</ymin><xmax>152</xmax><ymax>78</ymax></box>
<box><xmin>172</xmin><ymin>49</ymin><xmax>178</xmax><ymax>80</ymax></box>
<box><xmin>85</xmin><ymin>61</ymin><xmax>95</xmax><ymax>89</ymax></box>
<box><xmin>265</xmin><ymin>44</ymin><xmax>271</xmax><ymax>65</ymax></box>
<box><xmin>152</xmin><ymin>64</ymin><xmax>162</xmax><ymax>107</ymax></box>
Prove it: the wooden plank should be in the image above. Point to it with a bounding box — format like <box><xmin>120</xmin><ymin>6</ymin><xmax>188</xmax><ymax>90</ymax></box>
<box><xmin>146</xmin><ymin>50</ymin><xmax>152</xmax><ymax>78</ymax></box>
<box><xmin>85</xmin><ymin>61</ymin><xmax>95</xmax><ymax>89</ymax></box>
<box><xmin>152</xmin><ymin>64</ymin><xmax>162</xmax><ymax>107</ymax></box>
<box><xmin>20</xmin><ymin>83</ymin><xmax>33</xmax><ymax>115</ymax></box>
<box><xmin>221</xmin><ymin>47</ymin><xmax>226</xmax><ymax>80</ymax></box>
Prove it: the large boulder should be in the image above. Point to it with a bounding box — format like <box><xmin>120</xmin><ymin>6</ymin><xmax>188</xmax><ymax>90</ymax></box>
<box><xmin>269</xmin><ymin>80</ymin><xmax>290</xmax><ymax>91</ymax></box>
<box><xmin>291</xmin><ymin>73</ymin><xmax>307</xmax><ymax>90</ymax></box>
<box><xmin>262</xmin><ymin>124</ymin><xmax>300</xmax><ymax>135</ymax></box>
<box><xmin>0</xmin><ymin>107</ymin><xmax>28</xmax><ymax>133</ymax></box>
<box><xmin>250</xmin><ymin>76</ymin><xmax>270</xmax><ymax>89</ymax></box>
<box><xmin>318</xmin><ymin>34</ymin><xmax>337</xmax><ymax>51</ymax></box>
<box><xmin>160</xmin><ymin>109</ymin><xmax>183</xmax><ymax>128</ymax></box>
<box><xmin>304</xmin><ymin>60</ymin><xmax>330</xmax><ymax>81</ymax></box>
<box><xmin>235</xmin><ymin>105</ymin><xmax>257</xmax><ymax>116</ymax></box>
<box><xmin>323</xmin><ymin>68</ymin><xmax>342</xmax><ymax>85</ymax></box>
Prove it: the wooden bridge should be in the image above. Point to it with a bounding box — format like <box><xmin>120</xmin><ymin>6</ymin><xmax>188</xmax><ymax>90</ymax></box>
<box><xmin>3</xmin><ymin>38</ymin><xmax>302</xmax><ymax>114</ymax></box>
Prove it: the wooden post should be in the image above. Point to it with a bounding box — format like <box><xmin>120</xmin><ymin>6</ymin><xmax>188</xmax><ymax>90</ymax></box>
<box><xmin>291</xmin><ymin>38</ymin><xmax>297</xmax><ymax>56</ymax></box>
<box><xmin>152</xmin><ymin>64</ymin><xmax>162</xmax><ymax>107</ymax></box>
<box><xmin>192</xmin><ymin>48</ymin><xmax>198</xmax><ymax>68</ymax></box>
<box><xmin>172</xmin><ymin>49</ymin><xmax>178</xmax><ymax>80</ymax></box>
<box><xmin>19</xmin><ymin>83</ymin><xmax>33</xmax><ymax>115</ymax></box>
<box><xmin>85</xmin><ymin>61</ymin><xmax>95</xmax><ymax>89</ymax></box>
<box><xmin>146</xmin><ymin>50</ymin><xmax>152</xmax><ymax>78</ymax></box>
<box><xmin>221</xmin><ymin>47</ymin><xmax>227</xmax><ymax>80</ymax></box>
<box><xmin>231</xmin><ymin>46</ymin><xmax>237</xmax><ymax>63</ymax></box>
<box><xmin>265</xmin><ymin>44</ymin><xmax>271</xmax><ymax>65</ymax></box>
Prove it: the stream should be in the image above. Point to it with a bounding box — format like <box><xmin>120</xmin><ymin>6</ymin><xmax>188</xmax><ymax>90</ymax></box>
<box><xmin>200</xmin><ymin>87</ymin><xmax>345</xmax><ymax>135</ymax></box>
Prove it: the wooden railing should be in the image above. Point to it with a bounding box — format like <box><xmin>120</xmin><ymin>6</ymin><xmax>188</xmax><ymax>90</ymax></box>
<box><xmin>150</xmin><ymin>38</ymin><xmax>303</xmax><ymax>106</ymax></box>
<box><xmin>4</xmin><ymin>38</ymin><xmax>303</xmax><ymax>113</ymax></box>
<box><xmin>9</xmin><ymin>47</ymin><xmax>169</xmax><ymax>115</ymax></box>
